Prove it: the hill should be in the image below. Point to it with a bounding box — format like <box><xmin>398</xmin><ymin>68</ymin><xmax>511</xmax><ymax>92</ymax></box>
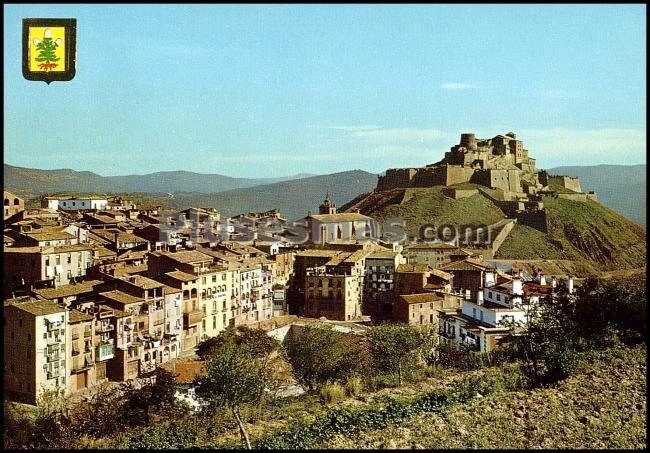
<box><xmin>342</xmin><ymin>186</ymin><xmax>646</xmax><ymax>273</ymax></box>
<box><xmin>548</xmin><ymin>164</ymin><xmax>646</xmax><ymax>226</ymax></box>
<box><xmin>3</xmin><ymin>164</ymin><xmax>315</xmax><ymax>198</ymax></box>
<box><xmin>168</xmin><ymin>170</ymin><xmax>378</xmax><ymax>220</ymax></box>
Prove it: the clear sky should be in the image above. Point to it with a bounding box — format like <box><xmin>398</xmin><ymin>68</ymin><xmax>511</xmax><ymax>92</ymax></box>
<box><xmin>4</xmin><ymin>4</ymin><xmax>646</xmax><ymax>177</ymax></box>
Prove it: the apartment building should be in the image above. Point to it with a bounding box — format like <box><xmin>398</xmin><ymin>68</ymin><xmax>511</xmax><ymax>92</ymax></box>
<box><xmin>4</xmin><ymin>298</ymin><xmax>69</xmax><ymax>405</ymax></box>
<box><xmin>362</xmin><ymin>249</ymin><xmax>406</xmax><ymax>320</ymax></box>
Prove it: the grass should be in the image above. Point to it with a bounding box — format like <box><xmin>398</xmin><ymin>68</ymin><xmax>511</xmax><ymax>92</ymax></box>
<box><xmin>319</xmin><ymin>345</ymin><xmax>647</xmax><ymax>449</ymax></box>
<box><xmin>366</xmin><ymin>187</ymin><xmax>505</xmax><ymax>238</ymax></box>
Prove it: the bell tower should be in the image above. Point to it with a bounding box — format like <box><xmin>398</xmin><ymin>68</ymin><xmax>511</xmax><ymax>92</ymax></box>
<box><xmin>319</xmin><ymin>192</ymin><xmax>336</xmax><ymax>214</ymax></box>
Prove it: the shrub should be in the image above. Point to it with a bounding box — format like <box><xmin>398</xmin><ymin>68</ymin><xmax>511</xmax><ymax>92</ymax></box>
<box><xmin>320</xmin><ymin>382</ymin><xmax>346</xmax><ymax>404</ymax></box>
<box><xmin>344</xmin><ymin>377</ymin><xmax>364</xmax><ymax>397</ymax></box>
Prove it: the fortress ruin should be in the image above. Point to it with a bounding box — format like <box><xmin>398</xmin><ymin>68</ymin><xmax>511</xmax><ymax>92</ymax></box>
<box><xmin>373</xmin><ymin>132</ymin><xmax>597</xmax><ymax>233</ymax></box>
<box><xmin>377</xmin><ymin>132</ymin><xmax>595</xmax><ymax>201</ymax></box>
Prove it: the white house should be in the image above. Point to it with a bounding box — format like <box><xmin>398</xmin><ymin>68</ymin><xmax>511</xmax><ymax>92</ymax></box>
<box><xmin>43</xmin><ymin>197</ymin><xmax>108</xmax><ymax>211</ymax></box>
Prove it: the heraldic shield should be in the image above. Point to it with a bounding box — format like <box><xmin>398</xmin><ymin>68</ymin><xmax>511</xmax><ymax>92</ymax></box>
<box><xmin>23</xmin><ymin>18</ymin><xmax>76</xmax><ymax>84</ymax></box>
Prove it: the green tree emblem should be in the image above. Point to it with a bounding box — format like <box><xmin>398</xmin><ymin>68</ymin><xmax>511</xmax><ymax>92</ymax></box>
<box><xmin>33</xmin><ymin>29</ymin><xmax>62</xmax><ymax>71</ymax></box>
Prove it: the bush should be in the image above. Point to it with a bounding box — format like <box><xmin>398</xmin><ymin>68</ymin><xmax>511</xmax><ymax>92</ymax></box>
<box><xmin>320</xmin><ymin>382</ymin><xmax>346</xmax><ymax>404</ymax></box>
<box><xmin>344</xmin><ymin>377</ymin><xmax>364</xmax><ymax>397</ymax></box>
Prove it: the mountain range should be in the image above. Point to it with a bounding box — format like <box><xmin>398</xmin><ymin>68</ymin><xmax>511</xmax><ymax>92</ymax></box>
<box><xmin>3</xmin><ymin>163</ymin><xmax>646</xmax><ymax>226</ymax></box>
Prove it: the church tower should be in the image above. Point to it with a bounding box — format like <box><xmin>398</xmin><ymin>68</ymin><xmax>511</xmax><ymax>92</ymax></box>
<box><xmin>319</xmin><ymin>192</ymin><xmax>337</xmax><ymax>214</ymax></box>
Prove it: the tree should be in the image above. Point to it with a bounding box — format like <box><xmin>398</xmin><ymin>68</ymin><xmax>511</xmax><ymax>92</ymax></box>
<box><xmin>285</xmin><ymin>324</ymin><xmax>369</xmax><ymax>392</ymax></box>
<box><xmin>367</xmin><ymin>323</ymin><xmax>426</xmax><ymax>386</ymax></box>
<box><xmin>194</xmin><ymin>342</ymin><xmax>264</xmax><ymax>449</ymax></box>
<box><xmin>196</xmin><ymin>325</ymin><xmax>283</xmax><ymax>394</ymax></box>
<box><xmin>121</xmin><ymin>367</ymin><xmax>183</xmax><ymax>425</ymax></box>
<box><xmin>34</xmin><ymin>33</ymin><xmax>61</xmax><ymax>71</ymax></box>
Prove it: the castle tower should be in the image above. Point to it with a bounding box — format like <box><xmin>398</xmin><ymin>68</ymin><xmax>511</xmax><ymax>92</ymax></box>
<box><xmin>319</xmin><ymin>192</ymin><xmax>337</xmax><ymax>214</ymax></box>
<box><xmin>460</xmin><ymin>133</ymin><xmax>477</xmax><ymax>151</ymax></box>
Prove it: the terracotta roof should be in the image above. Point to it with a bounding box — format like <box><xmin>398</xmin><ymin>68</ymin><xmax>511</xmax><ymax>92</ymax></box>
<box><xmin>11</xmin><ymin>299</ymin><xmax>64</xmax><ymax>316</ymax></box>
<box><xmin>4</xmin><ymin>243</ymin><xmax>94</xmax><ymax>254</ymax></box>
<box><xmin>399</xmin><ymin>293</ymin><xmax>444</xmax><ymax>304</ymax></box>
<box><xmin>25</xmin><ymin>231</ymin><xmax>75</xmax><ymax>242</ymax></box>
<box><xmin>440</xmin><ymin>258</ymin><xmax>490</xmax><ymax>272</ymax></box>
<box><xmin>523</xmin><ymin>282</ymin><xmax>553</xmax><ymax>296</ymax></box>
<box><xmin>69</xmin><ymin>309</ymin><xmax>94</xmax><ymax>323</ymax></box>
<box><xmin>163</xmin><ymin>250</ymin><xmax>213</xmax><ymax>264</ymax></box>
<box><xmin>123</xmin><ymin>275</ymin><xmax>163</xmax><ymax>290</ymax></box>
<box><xmin>99</xmin><ymin>290</ymin><xmax>143</xmax><ymax>306</ymax></box>
<box><xmin>93</xmin><ymin>245</ymin><xmax>117</xmax><ymax>257</ymax></box>
<box><xmin>296</xmin><ymin>249</ymin><xmax>341</xmax><ymax>258</ymax></box>
<box><xmin>32</xmin><ymin>279</ymin><xmax>104</xmax><ymax>299</ymax></box>
<box><xmin>397</xmin><ymin>263</ymin><xmax>432</xmax><ymax>273</ymax></box>
<box><xmin>309</xmin><ymin>213</ymin><xmax>372</xmax><ymax>223</ymax></box>
<box><xmin>165</xmin><ymin>271</ymin><xmax>198</xmax><ymax>282</ymax></box>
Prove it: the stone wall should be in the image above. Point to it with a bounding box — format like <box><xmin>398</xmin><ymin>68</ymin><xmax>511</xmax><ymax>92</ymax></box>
<box><xmin>377</xmin><ymin>168</ymin><xmax>418</xmax><ymax>191</ymax></box>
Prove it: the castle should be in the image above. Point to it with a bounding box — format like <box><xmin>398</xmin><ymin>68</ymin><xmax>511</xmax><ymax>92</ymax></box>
<box><xmin>377</xmin><ymin>132</ymin><xmax>590</xmax><ymax>201</ymax></box>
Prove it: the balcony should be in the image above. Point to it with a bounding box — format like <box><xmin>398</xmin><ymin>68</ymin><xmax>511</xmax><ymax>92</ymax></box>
<box><xmin>96</xmin><ymin>343</ymin><xmax>115</xmax><ymax>361</ymax></box>
<box><xmin>46</xmin><ymin>371</ymin><xmax>60</xmax><ymax>380</ymax></box>
<box><xmin>46</xmin><ymin>320</ymin><xmax>63</xmax><ymax>331</ymax></box>
<box><xmin>183</xmin><ymin>310</ymin><xmax>203</xmax><ymax>326</ymax></box>
<box><xmin>96</xmin><ymin>323</ymin><xmax>114</xmax><ymax>333</ymax></box>
<box><xmin>46</xmin><ymin>335</ymin><xmax>63</xmax><ymax>345</ymax></box>
<box><xmin>46</xmin><ymin>353</ymin><xmax>61</xmax><ymax>363</ymax></box>
<box><xmin>71</xmin><ymin>331</ymin><xmax>80</xmax><ymax>340</ymax></box>
<box><xmin>152</xmin><ymin>312</ymin><xmax>165</xmax><ymax>326</ymax></box>
<box><xmin>84</xmin><ymin>329</ymin><xmax>92</xmax><ymax>338</ymax></box>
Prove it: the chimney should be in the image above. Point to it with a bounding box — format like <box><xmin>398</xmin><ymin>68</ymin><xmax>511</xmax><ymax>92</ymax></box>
<box><xmin>476</xmin><ymin>290</ymin><xmax>484</xmax><ymax>306</ymax></box>
<box><xmin>512</xmin><ymin>276</ymin><xmax>523</xmax><ymax>296</ymax></box>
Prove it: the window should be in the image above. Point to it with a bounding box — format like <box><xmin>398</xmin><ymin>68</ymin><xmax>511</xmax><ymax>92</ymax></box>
<box><xmin>472</xmin><ymin>308</ymin><xmax>476</xmax><ymax>318</ymax></box>
<box><xmin>496</xmin><ymin>294</ymin><xmax>501</xmax><ymax>302</ymax></box>
<box><xmin>223</xmin><ymin>313</ymin><xmax>226</xmax><ymax>325</ymax></box>
<box><xmin>213</xmin><ymin>316</ymin><xmax>217</xmax><ymax>329</ymax></box>
<box><xmin>56</xmin><ymin>256</ymin><xmax>61</xmax><ymax>265</ymax></box>
<box><xmin>212</xmin><ymin>275</ymin><xmax>217</xmax><ymax>283</ymax></box>
<box><xmin>27</xmin><ymin>333</ymin><xmax>31</xmax><ymax>341</ymax></box>
<box><xmin>67</xmin><ymin>254</ymin><xmax>71</xmax><ymax>264</ymax></box>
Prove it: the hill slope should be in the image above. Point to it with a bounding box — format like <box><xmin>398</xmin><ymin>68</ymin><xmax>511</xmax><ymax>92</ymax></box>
<box><xmin>342</xmin><ymin>186</ymin><xmax>646</xmax><ymax>272</ymax></box>
<box><xmin>169</xmin><ymin>170</ymin><xmax>378</xmax><ymax>220</ymax></box>
<box><xmin>548</xmin><ymin>164</ymin><xmax>646</xmax><ymax>226</ymax></box>
<box><xmin>3</xmin><ymin>164</ymin><xmax>315</xmax><ymax>197</ymax></box>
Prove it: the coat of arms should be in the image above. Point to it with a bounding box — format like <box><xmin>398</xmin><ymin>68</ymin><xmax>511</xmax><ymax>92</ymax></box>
<box><xmin>22</xmin><ymin>18</ymin><xmax>76</xmax><ymax>84</ymax></box>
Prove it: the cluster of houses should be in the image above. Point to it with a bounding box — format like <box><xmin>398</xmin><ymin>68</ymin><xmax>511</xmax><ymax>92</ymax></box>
<box><xmin>3</xmin><ymin>191</ymin><xmax>574</xmax><ymax>405</ymax></box>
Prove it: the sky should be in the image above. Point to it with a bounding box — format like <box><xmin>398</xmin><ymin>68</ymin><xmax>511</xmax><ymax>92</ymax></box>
<box><xmin>4</xmin><ymin>4</ymin><xmax>647</xmax><ymax>178</ymax></box>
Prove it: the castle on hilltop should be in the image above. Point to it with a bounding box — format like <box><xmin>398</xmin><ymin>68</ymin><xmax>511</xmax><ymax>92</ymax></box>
<box><xmin>377</xmin><ymin>132</ymin><xmax>590</xmax><ymax>201</ymax></box>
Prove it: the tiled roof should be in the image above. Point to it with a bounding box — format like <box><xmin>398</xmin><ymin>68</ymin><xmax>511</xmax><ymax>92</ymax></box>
<box><xmin>397</xmin><ymin>263</ymin><xmax>432</xmax><ymax>273</ymax></box>
<box><xmin>25</xmin><ymin>231</ymin><xmax>75</xmax><ymax>242</ymax></box>
<box><xmin>32</xmin><ymin>279</ymin><xmax>104</xmax><ymax>299</ymax></box>
<box><xmin>123</xmin><ymin>275</ymin><xmax>163</xmax><ymax>290</ymax></box>
<box><xmin>12</xmin><ymin>299</ymin><xmax>64</xmax><ymax>316</ymax></box>
<box><xmin>405</xmin><ymin>242</ymin><xmax>458</xmax><ymax>250</ymax></box>
<box><xmin>399</xmin><ymin>293</ymin><xmax>444</xmax><ymax>304</ymax></box>
<box><xmin>440</xmin><ymin>258</ymin><xmax>489</xmax><ymax>272</ymax></box>
<box><xmin>99</xmin><ymin>290</ymin><xmax>143</xmax><ymax>306</ymax></box>
<box><xmin>165</xmin><ymin>271</ymin><xmax>198</xmax><ymax>282</ymax></box>
<box><xmin>69</xmin><ymin>309</ymin><xmax>94</xmax><ymax>323</ymax></box>
<box><xmin>164</xmin><ymin>250</ymin><xmax>213</xmax><ymax>264</ymax></box>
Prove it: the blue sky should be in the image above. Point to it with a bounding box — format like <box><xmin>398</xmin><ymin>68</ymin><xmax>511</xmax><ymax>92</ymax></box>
<box><xmin>4</xmin><ymin>4</ymin><xmax>646</xmax><ymax>177</ymax></box>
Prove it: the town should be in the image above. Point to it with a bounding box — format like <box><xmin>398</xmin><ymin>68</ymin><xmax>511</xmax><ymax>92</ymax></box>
<box><xmin>3</xmin><ymin>132</ymin><xmax>582</xmax><ymax>407</ymax></box>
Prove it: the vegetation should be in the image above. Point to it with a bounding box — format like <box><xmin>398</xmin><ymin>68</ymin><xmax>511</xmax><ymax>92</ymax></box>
<box><xmin>367</xmin><ymin>323</ymin><xmax>427</xmax><ymax>386</ymax></box>
<box><xmin>4</xmin><ymin>277</ymin><xmax>646</xmax><ymax>449</ymax></box>
<box><xmin>194</xmin><ymin>326</ymin><xmax>283</xmax><ymax>449</ymax></box>
<box><xmin>284</xmin><ymin>325</ymin><xmax>369</xmax><ymax>392</ymax></box>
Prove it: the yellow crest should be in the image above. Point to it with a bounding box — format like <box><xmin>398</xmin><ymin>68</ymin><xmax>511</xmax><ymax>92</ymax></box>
<box><xmin>23</xmin><ymin>18</ymin><xmax>76</xmax><ymax>84</ymax></box>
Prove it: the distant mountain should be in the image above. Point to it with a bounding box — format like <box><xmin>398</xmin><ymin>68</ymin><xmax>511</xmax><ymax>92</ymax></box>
<box><xmin>3</xmin><ymin>164</ymin><xmax>315</xmax><ymax>198</ymax></box>
<box><xmin>547</xmin><ymin>164</ymin><xmax>646</xmax><ymax>226</ymax></box>
<box><xmin>168</xmin><ymin>170</ymin><xmax>379</xmax><ymax>220</ymax></box>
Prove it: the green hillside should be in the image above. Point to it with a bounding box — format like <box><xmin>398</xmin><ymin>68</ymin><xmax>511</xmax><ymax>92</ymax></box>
<box><xmin>344</xmin><ymin>188</ymin><xmax>646</xmax><ymax>272</ymax></box>
<box><xmin>342</xmin><ymin>186</ymin><xmax>506</xmax><ymax>239</ymax></box>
